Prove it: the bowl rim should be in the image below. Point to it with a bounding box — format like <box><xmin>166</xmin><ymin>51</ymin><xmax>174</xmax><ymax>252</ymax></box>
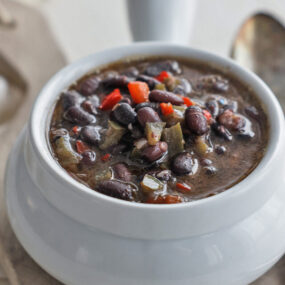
<box><xmin>29</xmin><ymin>42</ymin><xmax>284</xmax><ymax>212</ymax></box>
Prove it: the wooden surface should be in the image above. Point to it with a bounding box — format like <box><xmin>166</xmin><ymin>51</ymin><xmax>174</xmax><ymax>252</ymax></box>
<box><xmin>0</xmin><ymin>0</ymin><xmax>66</xmax><ymax>284</ymax></box>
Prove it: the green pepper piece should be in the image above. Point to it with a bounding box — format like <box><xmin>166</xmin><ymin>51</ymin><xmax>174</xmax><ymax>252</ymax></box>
<box><xmin>55</xmin><ymin>136</ymin><xmax>81</xmax><ymax>167</ymax></box>
<box><xmin>145</xmin><ymin>122</ymin><xmax>166</xmax><ymax>146</ymax></box>
<box><xmin>100</xmin><ymin>120</ymin><xmax>126</xmax><ymax>150</ymax></box>
<box><xmin>154</xmin><ymin>83</ymin><xmax>166</xmax><ymax>90</ymax></box>
<box><xmin>164</xmin><ymin>76</ymin><xmax>178</xmax><ymax>91</ymax></box>
<box><xmin>173</xmin><ymin>105</ymin><xmax>187</xmax><ymax>113</ymax></box>
<box><xmin>94</xmin><ymin>168</ymin><xmax>112</xmax><ymax>183</ymax></box>
<box><xmin>162</xmin><ymin>123</ymin><xmax>184</xmax><ymax>158</ymax></box>
<box><xmin>141</xmin><ymin>174</ymin><xmax>164</xmax><ymax>192</ymax></box>
<box><xmin>164</xmin><ymin>105</ymin><xmax>186</xmax><ymax>126</ymax></box>
<box><xmin>195</xmin><ymin>136</ymin><xmax>211</xmax><ymax>156</ymax></box>
<box><xmin>131</xmin><ymin>138</ymin><xmax>148</xmax><ymax>158</ymax></box>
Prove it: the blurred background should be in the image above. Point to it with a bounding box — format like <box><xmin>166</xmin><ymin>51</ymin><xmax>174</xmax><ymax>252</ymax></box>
<box><xmin>0</xmin><ymin>0</ymin><xmax>281</xmax><ymax>60</ymax></box>
<box><xmin>17</xmin><ymin>0</ymin><xmax>285</xmax><ymax>61</ymax></box>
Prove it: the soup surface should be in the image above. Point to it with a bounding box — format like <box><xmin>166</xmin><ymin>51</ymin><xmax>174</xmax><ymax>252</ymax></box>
<box><xmin>49</xmin><ymin>57</ymin><xmax>268</xmax><ymax>204</ymax></box>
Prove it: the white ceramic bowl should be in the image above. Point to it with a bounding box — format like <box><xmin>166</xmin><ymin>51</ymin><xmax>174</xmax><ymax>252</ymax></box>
<box><xmin>4</xmin><ymin>43</ymin><xmax>285</xmax><ymax>285</ymax></box>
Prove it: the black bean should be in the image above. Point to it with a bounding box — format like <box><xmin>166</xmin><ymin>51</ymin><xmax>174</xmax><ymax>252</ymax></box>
<box><xmin>110</xmin><ymin>143</ymin><xmax>128</xmax><ymax>154</ymax></box>
<box><xmin>137</xmin><ymin>107</ymin><xmax>161</xmax><ymax>127</ymax></box>
<box><xmin>245</xmin><ymin>106</ymin><xmax>259</xmax><ymax>120</ymax></box>
<box><xmin>197</xmin><ymin>75</ymin><xmax>229</xmax><ymax>92</ymax></box>
<box><xmin>237</xmin><ymin>120</ymin><xmax>255</xmax><ymax>139</ymax></box>
<box><xmin>238</xmin><ymin>130</ymin><xmax>255</xmax><ymax>139</ymax></box>
<box><xmin>136</xmin><ymin>74</ymin><xmax>161</xmax><ymax>89</ymax></box>
<box><xmin>211</xmin><ymin>123</ymin><xmax>233</xmax><ymax>141</ymax></box>
<box><xmin>61</xmin><ymin>90</ymin><xmax>83</xmax><ymax>110</ymax></box>
<box><xmin>144</xmin><ymin>60</ymin><xmax>181</xmax><ymax>76</ymax></box>
<box><xmin>204</xmin><ymin>166</ymin><xmax>217</xmax><ymax>175</ymax></box>
<box><xmin>97</xmin><ymin>180</ymin><xmax>135</xmax><ymax>201</ymax></box>
<box><xmin>80</xmin><ymin>126</ymin><xmax>101</xmax><ymax>145</ymax></box>
<box><xmin>149</xmin><ymin>90</ymin><xmax>184</xmax><ymax>105</ymax></box>
<box><xmin>205</xmin><ymin>99</ymin><xmax>219</xmax><ymax>117</ymax></box>
<box><xmin>120</xmin><ymin>132</ymin><xmax>135</xmax><ymax>145</ymax></box>
<box><xmin>121</xmin><ymin>67</ymin><xmax>139</xmax><ymax>78</ymax></box>
<box><xmin>102</xmin><ymin>75</ymin><xmax>131</xmax><ymax>88</ymax></box>
<box><xmin>112</xmin><ymin>163</ymin><xmax>132</xmax><ymax>182</ymax></box>
<box><xmin>64</xmin><ymin>106</ymin><xmax>96</xmax><ymax>125</ymax></box>
<box><xmin>223</xmin><ymin>101</ymin><xmax>238</xmax><ymax>113</ymax></box>
<box><xmin>111</xmin><ymin>103</ymin><xmax>137</xmax><ymax>125</ymax></box>
<box><xmin>82</xmin><ymin>95</ymin><xmax>100</xmax><ymax>115</ymax></box>
<box><xmin>81</xmin><ymin>150</ymin><xmax>96</xmax><ymax>167</ymax></box>
<box><xmin>78</xmin><ymin>76</ymin><xmax>101</xmax><ymax>96</ymax></box>
<box><xmin>171</xmin><ymin>152</ymin><xmax>193</xmax><ymax>175</ymax></box>
<box><xmin>200</xmin><ymin>158</ymin><xmax>212</xmax><ymax>166</ymax></box>
<box><xmin>218</xmin><ymin>109</ymin><xmax>245</xmax><ymax>131</ymax></box>
<box><xmin>120</xmin><ymin>97</ymin><xmax>132</xmax><ymax>105</ymax></box>
<box><xmin>215</xmin><ymin>145</ymin><xmax>226</xmax><ymax>155</ymax></box>
<box><xmin>173</xmin><ymin>78</ymin><xmax>192</xmax><ymax>95</ymax></box>
<box><xmin>102</xmin><ymin>70</ymin><xmax>119</xmax><ymax>80</ymax></box>
<box><xmin>130</xmin><ymin>125</ymin><xmax>143</xmax><ymax>139</ymax></box>
<box><xmin>135</xmin><ymin>102</ymin><xmax>159</xmax><ymax>112</ymax></box>
<box><xmin>142</xmin><ymin>142</ymin><xmax>168</xmax><ymax>162</ymax></box>
<box><xmin>156</xmin><ymin>170</ymin><xmax>172</xmax><ymax>181</ymax></box>
<box><xmin>185</xmin><ymin>106</ymin><xmax>208</xmax><ymax>135</ymax></box>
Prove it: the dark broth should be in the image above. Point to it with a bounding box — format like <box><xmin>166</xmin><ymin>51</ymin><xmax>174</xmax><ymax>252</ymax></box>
<box><xmin>49</xmin><ymin>57</ymin><xmax>268</xmax><ymax>203</ymax></box>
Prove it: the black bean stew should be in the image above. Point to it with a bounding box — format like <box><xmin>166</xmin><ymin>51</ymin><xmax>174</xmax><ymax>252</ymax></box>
<box><xmin>49</xmin><ymin>57</ymin><xmax>268</xmax><ymax>204</ymax></box>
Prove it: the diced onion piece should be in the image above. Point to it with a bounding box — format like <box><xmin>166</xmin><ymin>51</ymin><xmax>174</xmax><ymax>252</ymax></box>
<box><xmin>141</xmin><ymin>174</ymin><xmax>164</xmax><ymax>192</ymax></box>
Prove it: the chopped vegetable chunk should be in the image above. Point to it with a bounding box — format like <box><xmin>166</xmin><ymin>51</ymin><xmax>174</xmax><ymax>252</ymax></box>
<box><xmin>162</xmin><ymin>123</ymin><xmax>185</xmax><ymax>157</ymax></box>
<box><xmin>176</xmin><ymin>182</ymin><xmax>192</xmax><ymax>193</ymax></box>
<box><xmin>100</xmin><ymin>120</ymin><xmax>126</xmax><ymax>150</ymax></box>
<box><xmin>155</xmin><ymin>71</ymin><xmax>171</xmax><ymax>82</ymax></box>
<box><xmin>128</xmin><ymin>81</ymin><xmax>149</xmax><ymax>103</ymax></box>
<box><xmin>141</xmin><ymin>174</ymin><xmax>164</xmax><ymax>192</ymax></box>
<box><xmin>183</xmin><ymin>97</ymin><xmax>193</xmax><ymax>107</ymax></box>
<box><xmin>100</xmin><ymin>89</ymin><xmax>122</xmax><ymax>110</ymax></box>
<box><xmin>160</xmin><ymin>103</ymin><xmax>174</xmax><ymax>116</ymax></box>
<box><xmin>101</xmin><ymin>153</ymin><xmax>111</xmax><ymax>162</ymax></box>
<box><xmin>76</xmin><ymin>140</ymin><xmax>89</xmax><ymax>154</ymax></box>
<box><xmin>145</xmin><ymin>122</ymin><xmax>166</xmax><ymax>145</ymax></box>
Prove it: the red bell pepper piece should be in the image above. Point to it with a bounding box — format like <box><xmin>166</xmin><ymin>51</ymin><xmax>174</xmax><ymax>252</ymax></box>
<box><xmin>100</xmin><ymin>89</ymin><xmax>122</xmax><ymax>110</ymax></box>
<box><xmin>76</xmin><ymin>140</ymin><xmax>89</xmax><ymax>154</ymax></box>
<box><xmin>160</xmin><ymin>102</ymin><xmax>174</xmax><ymax>116</ymax></box>
<box><xmin>155</xmin><ymin>71</ymin><xmax>171</xmax><ymax>82</ymax></box>
<box><xmin>203</xmin><ymin>109</ymin><xmax>212</xmax><ymax>121</ymax></box>
<box><xmin>176</xmin><ymin>182</ymin><xmax>192</xmax><ymax>193</ymax></box>
<box><xmin>72</xmin><ymin>126</ymin><xmax>80</xmax><ymax>135</ymax></box>
<box><xmin>101</xmin><ymin>153</ymin><xmax>111</xmax><ymax>162</ymax></box>
<box><xmin>164</xmin><ymin>195</ymin><xmax>182</xmax><ymax>204</ymax></box>
<box><xmin>128</xmin><ymin>81</ymin><xmax>149</xmax><ymax>104</ymax></box>
<box><xmin>146</xmin><ymin>195</ymin><xmax>182</xmax><ymax>204</ymax></box>
<box><xmin>183</xmin><ymin>96</ymin><xmax>194</xmax><ymax>107</ymax></box>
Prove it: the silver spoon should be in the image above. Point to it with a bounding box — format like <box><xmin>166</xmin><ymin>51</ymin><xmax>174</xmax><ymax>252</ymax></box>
<box><xmin>232</xmin><ymin>13</ymin><xmax>285</xmax><ymax>285</ymax></box>
<box><xmin>231</xmin><ymin>13</ymin><xmax>285</xmax><ymax>112</ymax></box>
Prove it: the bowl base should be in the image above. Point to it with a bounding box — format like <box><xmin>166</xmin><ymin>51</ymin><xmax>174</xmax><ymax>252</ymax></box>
<box><xmin>4</xmin><ymin>129</ymin><xmax>285</xmax><ymax>285</ymax></box>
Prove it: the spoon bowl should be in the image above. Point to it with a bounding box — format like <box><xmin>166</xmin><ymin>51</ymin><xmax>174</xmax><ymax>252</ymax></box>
<box><xmin>231</xmin><ymin>13</ymin><xmax>285</xmax><ymax>111</ymax></box>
